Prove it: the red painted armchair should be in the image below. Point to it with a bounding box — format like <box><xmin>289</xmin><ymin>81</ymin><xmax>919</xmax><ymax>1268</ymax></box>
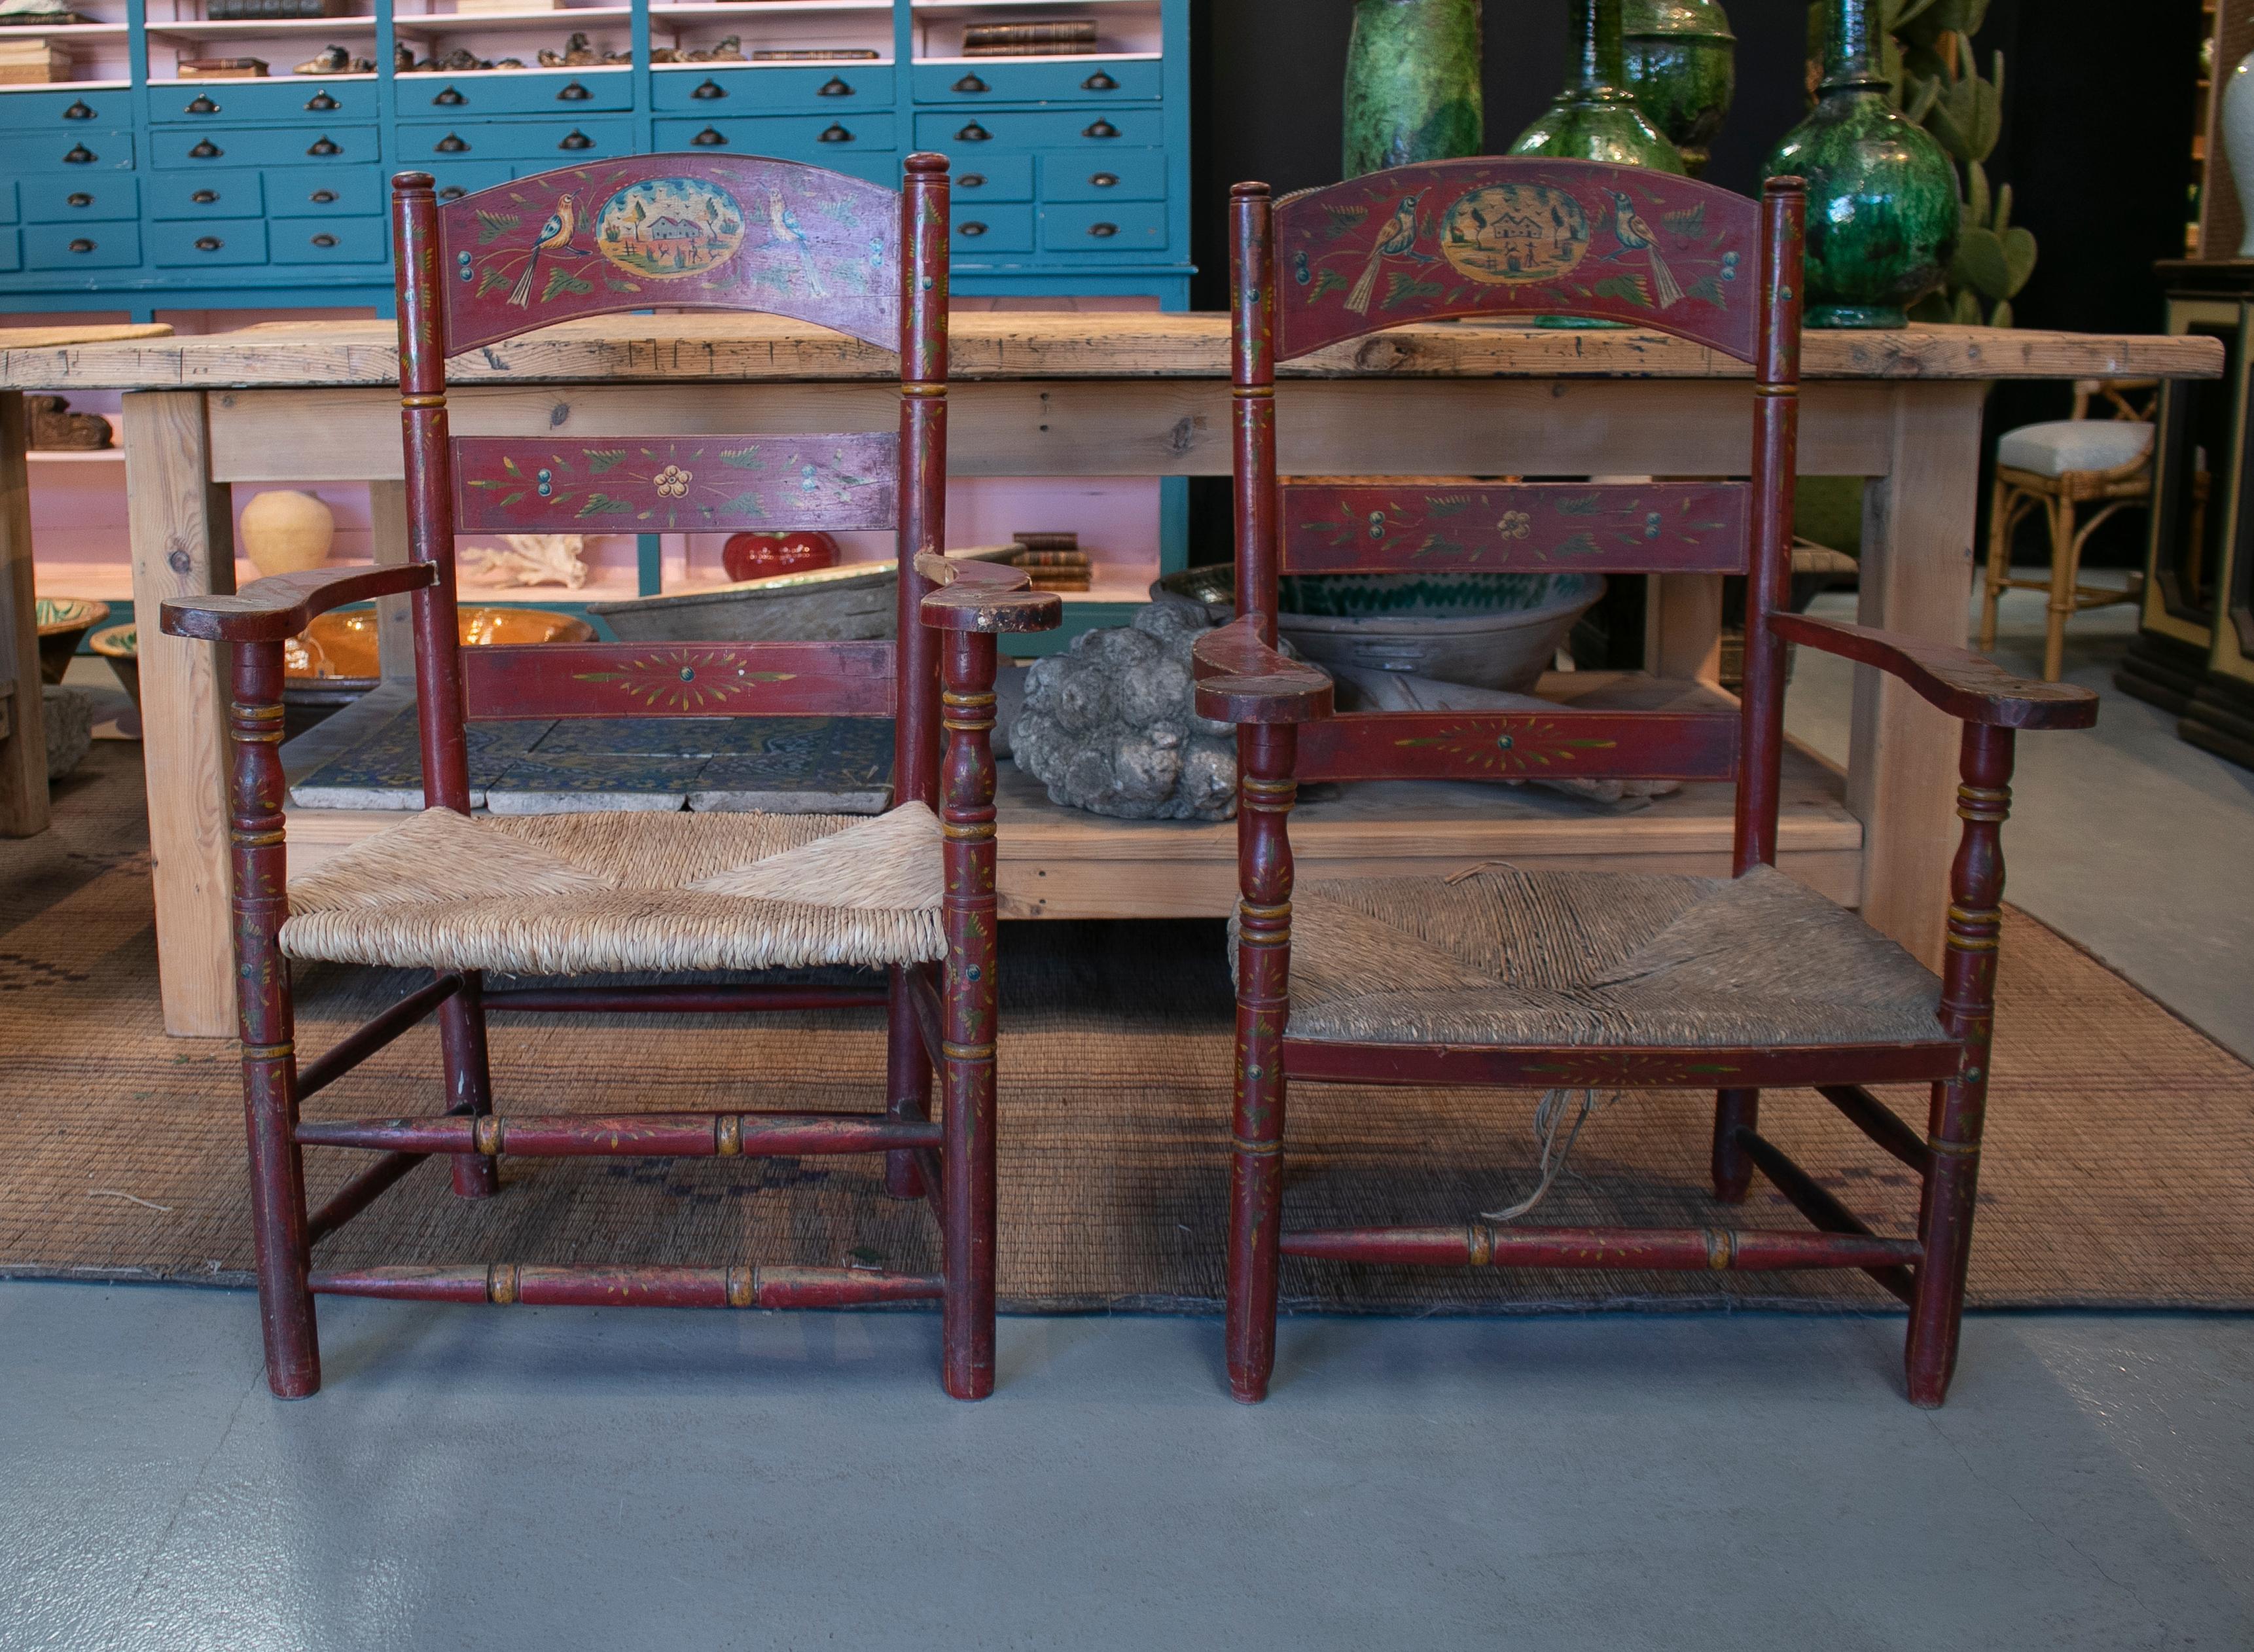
<box><xmin>1194</xmin><ymin>161</ymin><xmax>2098</xmax><ymax>1407</ymax></box>
<box><xmin>160</xmin><ymin>154</ymin><xmax>1058</xmax><ymax>1401</ymax></box>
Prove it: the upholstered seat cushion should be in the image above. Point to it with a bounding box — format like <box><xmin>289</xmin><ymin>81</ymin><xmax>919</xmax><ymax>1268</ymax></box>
<box><xmin>281</xmin><ymin>804</ymin><xmax>944</xmax><ymax>975</ymax></box>
<box><xmin>1279</xmin><ymin>865</ymin><xmax>1944</xmax><ymax>1049</ymax></box>
<box><xmin>1995</xmin><ymin>419</ymin><xmax>2153</xmax><ymax>479</ymax></box>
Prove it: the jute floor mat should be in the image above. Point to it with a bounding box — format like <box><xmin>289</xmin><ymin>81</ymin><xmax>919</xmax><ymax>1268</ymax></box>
<box><xmin>5</xmin><ymin>745</ymin><xmax>2252</xmax><ymax>1314</ymax></box>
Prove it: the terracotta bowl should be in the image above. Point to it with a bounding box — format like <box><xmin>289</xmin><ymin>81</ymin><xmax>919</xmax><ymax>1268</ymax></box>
<box><xmin>88</xmin><ymin>622</ymin><xmax>140</xmax><ymax>711</ymax></box>
<box><xmin>284</xmin><ymin>605</ymin><xmax>596</xmax><ymax>683</ymax></box>
<box><xmin>34</xmin><ymin>597</ymin><xmax>111</xmax><ymax>685</ymax></box>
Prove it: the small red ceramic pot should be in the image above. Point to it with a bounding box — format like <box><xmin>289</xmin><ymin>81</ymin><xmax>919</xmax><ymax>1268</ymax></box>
<box><xmin>722</xmin><ymin>531</ymin><xmax>841</xmax><ymax>582</ymax></box>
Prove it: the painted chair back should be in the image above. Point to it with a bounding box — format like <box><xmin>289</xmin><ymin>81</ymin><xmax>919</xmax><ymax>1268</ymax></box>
<box><xmin>1234</xmin><ymin>158</ymin><xmax>1805</xmax><ymax>871</ymax></box>
<box><xmin>390</xmin><ymin>152</ymin><xmax>950</xmax><ymax>815</ymax></box>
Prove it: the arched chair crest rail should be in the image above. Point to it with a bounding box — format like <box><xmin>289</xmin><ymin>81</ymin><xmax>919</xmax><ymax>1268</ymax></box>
<box><xmin>1192</xmin><ymin>158</ymin><xmax>2099</xmax><ymax>1407</ymax></box>
<box><xmin>159</xmin><ymin>153</ymin><xmax>1061</xmax><ymax>1401</ymax></box>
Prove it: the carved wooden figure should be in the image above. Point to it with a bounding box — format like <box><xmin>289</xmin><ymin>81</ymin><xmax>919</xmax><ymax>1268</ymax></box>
<box><xmin>160</xmin><ymin>154</ymin><xmax>1060</xmax><ymax>1401</ymax></box>
<box><xmin>1194</xmin><ymin>160</ymin><xmax>2098</xmax><ymax>1407</ymax></box>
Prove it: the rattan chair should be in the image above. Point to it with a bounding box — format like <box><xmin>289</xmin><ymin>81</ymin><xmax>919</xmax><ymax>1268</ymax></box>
<box><xmin>1192</xmin><ymin>159</ymin><xmax>2098</xmax><ymax>1408</ymax></box>
<box><xmin>160</xmin><ymin>154</ymin><xmax>1058</xmax><ymax>1401</ymax></box>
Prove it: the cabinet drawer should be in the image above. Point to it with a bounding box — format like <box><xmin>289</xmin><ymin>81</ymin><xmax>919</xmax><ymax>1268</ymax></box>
<box><xmin>399</xmin><ymin>117</ymin><xmax>632</xmax><ymax>163</ymax></box>
<box><xmin>1039</xmin><ymin>148</ymin><xmax>1164</xmax><ymax>202</ymax></box>
<box><xmin>149</xmin><ymin>170</ymin><xmax>263</xmax><ymax>220</ymax></box>
<box><xmin>425</xmin><ymin>161</ymin><xmax>516</xmax><ymax>204</ymax></box>
<box><xmin>651</xmin><ymin>111</ymin><xmax>898</xmax><ymax>160</ymax></box>
<box><xmin>0</xmin><ymin>228</ymin><xmax>19</xmax><ymax>273</ymax></box>
<box><xmin>0</xmin><ymin>89</ymin><xmax>128</xmax><ymax>130</ymax></box>
<box><xmin>22</xmin><ymin>130</ymin><xmax>133</xmax><ymax>173</ymax></box>
<box><xmin>651</xmin><ymin>63</ymin><xmax>889</xmax><ymax>113</ymax></box>
<box><xmin>1042</xmin><ymin>200</ymin><xmax>1167</xmax><ymax>253</ymax></box>
<box><xmin>24</xmin><ymin>223</ymin><xmax>141</xmax><ymax>270</ymax></box>
<box><xmin>148</xmin><ymin>77</ymin><xmax>379</xmax><ymax>125</ymax></box>
<box><xmin>400</xmin><ymin>69</ymin><xmax>633</xmax><ymax>117</ymax></box>
<box><xmin>151</xmin><ymin>217</ymin><xmax>268</xmax><ymax>267</ymax></box>
<box><xmin>151</xmin><ymin>124</ymin><xmax>376</xmax><ymax>169</ymax></box>
<box><xmin>915</xmin><ymin>107</ymin><xmax>1162</xmax><ymax>153</ymax></box>
<box><xmin>273</xmin><ymin>216</ymin><xmax>385</xmax><ymax>264</ymax></box>
<box><xmin>267</xmin><ymin>164</ymin><xmax>381</xmax><ymax>217</ymax></box>
<box><xmin>951</xmin><ymin>204</ymin><xmax>1032</xmax><ymax>254</ymax></box>
<box><xmin>0</xmin><ymin>182</ymin><xmax>14</xmax><ymax>226</ymax></box>
<box><xmin>912</xmin><ymin>58</ymin><xmax>1160</xmax><ymax>106</ymax></box>
<box><xmin>20</xmin><ymin>176</ymin><xmax>139</xmax><ymax>223</ymax></box>
<box><xmin>952</xmin><ymin>154</ymin><xmax>1033</xmax><ymax>202</ymax></box>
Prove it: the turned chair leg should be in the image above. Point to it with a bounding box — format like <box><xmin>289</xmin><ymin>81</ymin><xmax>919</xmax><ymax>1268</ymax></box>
<box><xmin>2042</xmin><ymin>495</ymin><xmax>2077</xmax><ymax>683</ymax></box>
<box><xmin>1978</xmin><ymin>474</ymin><xmax>2014</xmax><ymax>653</ymax></box>
<box><xmin>437</xmin><ymin>971</ymin><xmax>498</xmax><ymax>1199</ymax></box>
<box><xmin>885</xmin><ymin>966</ymin><xmax>933</xmax><ymax>1200</ymax></box>
<box><xmin>1906</xmin><ymin>1073</ymin><xmax>1990</xmax><ymax>1406</ymax></box>
<box><xmin>1709</xmin><ymin>1087</ymin><xmax>1759</xmax><ymax>1203</ymax></box>
<box><xmin>230</xmin><ymin>641</ymin><xmax>321</xmax><ymax>1397</ymax></box>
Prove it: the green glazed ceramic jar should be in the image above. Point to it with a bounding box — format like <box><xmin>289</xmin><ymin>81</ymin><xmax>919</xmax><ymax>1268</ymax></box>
<box><xmin>1509</xmin><ymin>0</ymin><xmax>1683</xmax><ymax>173</ymax></box>
<box><xmin>1764</xmin><ymin>0</ymin><xmax>1957</xmax><ymax>329</ymax></box>
<box><xmin>1621</xmin><ymin>0</ymin><xmax>1735</xmax><ymax>175</ymax></box>
<box><xmin>1342</xmin><ymin>0</ymin><xmax>1484</xmax><ymax>179</ymax></box>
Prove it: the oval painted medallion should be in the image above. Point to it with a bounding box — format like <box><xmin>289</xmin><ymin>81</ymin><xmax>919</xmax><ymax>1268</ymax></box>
<box><xmin>595</xmin><ymin>176</ymin><xmax>747</xmax><ymax>282</ymax></box>
<box><xmin>1439</xmin><ymin>184</ymin><xmax>1591</xmax><ymax>286</ymax></box>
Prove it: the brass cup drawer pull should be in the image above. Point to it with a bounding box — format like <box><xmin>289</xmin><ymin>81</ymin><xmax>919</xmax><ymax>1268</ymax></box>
<box><xmin>691</xmin><ymin>126</ymin><xmax>726</xmax><ymax>146</ymax></box>
<box><xmin>185</xmin><ymin>94</ymin><xmax>219</xmax><ymax>114</ymax></box>
<box><xmin>306</xmin><ymin>135</ymin><xmax>341</xmax><ymax>156</ymax></box>
<box><xmin>557</xmin><ymin>80</ymin><xmax>590</xmax><ymax>100</ymax></box>
<box><xmin>959</xmin><ymin>172</ymin><xmax>986</xmax><ymax>189</ymax></box>
<box><xmin>67</xmin><ymin>238</ymin><xmax>95</xmax><ymax>253</ymax></box>
<box><xmin>310</xmin><ymin>233</ymin><xmax>338</xmax><ymax>249</ymax></box>
<box><xmin>690</xmin><ymin>78</ymin><xmax>724</xmax><ymax>99</ymax></box>
<box><xmin>305</xmin><ymin>90</ymin><xmax>338</xmax><ymax>111</ymax></box>
<box><xmin>310</xmin><ymin>189</ymin><xmax>336</xmax><ymax>204</ymax></box>
<box><xmin>66</xmin><ymin>191</ymin><xmax>92</xmax><ymax>207</ymax></box>
<box><xmin>187</xmin><ymin>139</ymin><xmax>220</xmax><ymax>159</ymax></box>
<box><xmin>817</xmin><ymin>76</ymin><xmax>851</xmax><ymax>96</ymax></box>
<box><xmin>434</xmin><ymin>86</ymin><xmax>465</xmax><ymax>106</ymax></box>
<box><xmin>1089</xmin><ymin>171</ymin><xmax>1118</xmax><ymax>188</ymax></box>
<box><xmin>194</xmin><ymin>236</ymin><xmax>223</xmax><ymax>251</ymax></box>
<box><xmin>956</xmin><ymin>121</ymin><xmax>990</xmax><ymax>143</ymax></box>
<box><xmin>435</xmin><ymin>133</ymin><xmax>469</xmax><ymax>153</ymax></box>
<box><xmin>957</xmin><ymin>221</ymin><xmax>987</xmax><ymax>238</ymax></box>
<box><xmin>952</xmin><ymin>73</ymin><xmax>987</xmax><ymax>94</ymax></box>
<box><xmin>190</xmin><ymin>189</ymin><xmax>218</xmax><ymax>204</ymax></box>
<box><xmin>1086</xmin><ymin>221</ymin><xmax>1119</xmax><ymax>238</ymax></box>
<box><xmin>816</xmin><ymin>123</ymin><xmax>851</xmax><ymax>143</ymax></box>
<box><xmin>1082</xmin><ymin>118</ymin><xmax>1120</xmax><ymax>139</ymax></box>
<box><xmin>558</xmin><ymin>130</ymin><xmax>594</xmax><ymax>150</ymax></box>
<box><xmin>1082</xmin><ymin>71</ymin><xmax>1117</xmax><ymax>90</ymax></box>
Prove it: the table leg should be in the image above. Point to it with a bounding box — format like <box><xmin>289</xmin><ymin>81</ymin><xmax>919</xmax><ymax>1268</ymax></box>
<box><xmin>368</xmin><ymin>480</ymin><xmax>416</xmax><ymax>681</ymax></box>
<box><xmin>1850</xmin><ymin>382</ymin><xmax>1987</xmax><ymax>971</ymax></box>
<box><xmin>124</xmin><ymin>390</ymin><xmax>238</xmax><ymax>1037</ymax></box>
<box><xmin>0</xmin><ymin>391</ymin><xmax>51</xmax><ymax>838</ymax></box>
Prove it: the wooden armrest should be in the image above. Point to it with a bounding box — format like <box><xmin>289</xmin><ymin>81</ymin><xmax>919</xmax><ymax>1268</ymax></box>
<box><xmin>160</xmin><ymin>564</ymin><xmax>438</xmax><ymax>644</ymax></box>
<box><xmin>914</xmin><ymin>552</ymin><xmax>1063</xmax><ymax>634</ymax></box>
<box><xmin>1192</xmin><ymin>615</ymin><xmax>1336</xmax><ymax>725</ymax></box>
<box><xmin>1770</xmin><ymin>613</ymin><xmax>2098</xmax><ymax>730</ymax></box>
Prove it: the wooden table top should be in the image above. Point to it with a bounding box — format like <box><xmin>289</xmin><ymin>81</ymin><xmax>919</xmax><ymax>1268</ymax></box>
<box><xmin>0</xmin><ymin>314</ymin><xmax>2223</xmax><ymax>391</ymax></box>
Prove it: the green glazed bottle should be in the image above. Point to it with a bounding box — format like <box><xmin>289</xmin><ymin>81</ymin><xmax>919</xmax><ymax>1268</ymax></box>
<box><xmin>1764</xmin><ymin>0</ymin><xmax>1957</xmax><ymax>328</ymax></box>
<box><xmin>1342</xmin><ymin>0</ymin><xmax>1484</xmax><ymax>179</ymax></box>
<box><xmin>1509</xmin><ymin>0</ymin><xmax>1684</xmax><ymax>173</ymax></box>
<box><xmin>1621</xmin><ymin>0</ymin><xmax>1736</xmax><ymax>176</ymax></box>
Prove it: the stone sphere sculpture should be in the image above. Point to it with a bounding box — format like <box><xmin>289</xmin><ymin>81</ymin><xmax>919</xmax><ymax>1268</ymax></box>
<box><xmin>1009</xmin><ymin>600</ymin><xmax>1239</xmax><ymax>821</ymax></box>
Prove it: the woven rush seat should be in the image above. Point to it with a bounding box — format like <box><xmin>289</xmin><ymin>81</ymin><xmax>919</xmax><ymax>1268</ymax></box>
<box><xmin>281</xmin><ymin>802</ymin><xmax>944</xmax><ymax>976</ymax></box>
<box><xmin>1281</xmin><ymin>865</ymin><xmax>1944</xmax><ymax>1049</ymax></box>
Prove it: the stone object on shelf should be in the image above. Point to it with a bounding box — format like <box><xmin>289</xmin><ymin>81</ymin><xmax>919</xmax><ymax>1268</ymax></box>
<box><xmin>538</xmin><ymin>31</ymin><xmax>628</xmax><ymax>67</ymax></box>
<box><xmin>651</xmin><ymin>33</ymin><xmax>744</xmax><ymax>64</ymax></box>
<box><xmin>1010</xmin><ymin>599</ymin><xmax>1238</xmax><ymax>822</ymax></box>
<box><xmin>459</xmin><ymin>533</ymin><xmax>590</xmax><ymax>589</ymax></box>
<box><xmin>25</xmin><ymin>395</ymin><xmax>109</xmax><ymax>450</ymax></box>
<box><xmin>43</xmin><ymin>685</ymin><xmax>91</xmax><ymax>781</ymax></box>
<box><xmin>238</xmin><ymin>489</ymin><xmax>336</xmax><ymax>579</ymax></box>
<box><xmin>293</xmin><ymin>43</ymin><xmax>376</xmax><ymax>75</ymax></box>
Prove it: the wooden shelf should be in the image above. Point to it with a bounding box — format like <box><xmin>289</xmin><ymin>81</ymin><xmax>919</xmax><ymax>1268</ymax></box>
<box><xmin>391</xmin><ymin>5</ymin><xmax>634</xmax><ymax>30</ymax></box>
<box><xmin>149</xmin><ymin>16</ymin><xmax>378</xmax><ymax>36</ymax></box>
<box><xmin>0</xmin><ymin>77</ymin><xmax>133</xmax><ymax>91</ymax></box>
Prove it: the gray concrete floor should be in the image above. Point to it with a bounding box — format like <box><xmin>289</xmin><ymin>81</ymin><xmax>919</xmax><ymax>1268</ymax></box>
<box><xmin>3</xmin><ymin>1284</ymin><xmax>2250</xmax><ymax>1651</ymax></box>
<box><xmin>7</xmin><ymin>576</ymin><xmax>2251</xmax><ymax>1649</ymax></box>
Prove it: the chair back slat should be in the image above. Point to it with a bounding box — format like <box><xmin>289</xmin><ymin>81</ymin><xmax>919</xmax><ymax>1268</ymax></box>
<box><xmin>438</xmin><ymin>155</ymin><xmax>900</xmax><ymax>353</ymax></box>
<box><xmin>1282</xmin><ymin>480</ymin><xmax>1749</xmax><ymax>577</ymax></box>
<box><xmin>1272</xmin><ymin>158</ymin><xmax>1762</xmax><ymax>363</ymax></box>
<box><xmin>461</xmin><ymin>640</ymin><xmax>897</xmax><ymax>721</ymax></box>
<box><xmin>453</xmin><ymin>433</ymin><xmax>899</xmax><ymax>535</ymax></box>
<box><xmin>1296</xmin><ymin>709</ymin><xmax>1740</xmax><ymax>785</ymax></box>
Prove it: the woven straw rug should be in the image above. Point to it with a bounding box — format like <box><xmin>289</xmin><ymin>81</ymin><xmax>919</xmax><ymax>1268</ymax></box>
<box><xmin>5</xmin><ymin>744</ymin><xmax>2252</xmax><ymax>1314</ymax></box>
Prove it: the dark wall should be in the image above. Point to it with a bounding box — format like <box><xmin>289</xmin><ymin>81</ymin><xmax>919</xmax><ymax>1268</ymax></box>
<box><xmin>1189</xmin><ymin>1</ymin><xmax>2206</xmax><ymax>564</ymax></box>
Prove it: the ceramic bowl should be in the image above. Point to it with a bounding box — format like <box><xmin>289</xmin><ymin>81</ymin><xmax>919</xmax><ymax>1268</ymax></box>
<box><xmin>33</xmin><ymin>596</ymin><xmax>111</xmax><ymax>685</ymax></box>
<box><xmin>88</xmin><ymin>622</ymin><xmax>139</xmax><ymax>711</ymax></box>
<box><xmin>284</xmin><ymin>605</ymin><xmax>595</xmax><ymax>683</ymax></box>
<box><xmin>1153</xmin><ymin>569</ymin><xmax>1605</xmax><ymax>694</ymax></box>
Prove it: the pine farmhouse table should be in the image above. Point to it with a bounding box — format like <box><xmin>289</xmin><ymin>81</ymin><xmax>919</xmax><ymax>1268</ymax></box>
<box><xmin>0</xmin><ymin>324</ymin><xmax>172</xmax><ymax>842</ymax></box>
<box><xmin>0</xmin><ymin>314</ymin><xmax>2221</xmax><ymax>1036</ymax></box>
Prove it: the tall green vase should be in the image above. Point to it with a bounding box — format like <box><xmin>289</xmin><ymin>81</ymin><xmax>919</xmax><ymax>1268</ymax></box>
<box><xmin>1342</xmin><ymin>0</ymin><xmax>1484</xmax><ymax>179</ymax></box>
<box><xmin>1509</xmin><ymin>0</ymin><xmax>1683</xmax><ymax>173</ymax></box>
<box><xmin>1621</xmin><ymin>0</ymin><xmax>1736</xmax><ymax>176</ymax></box>
<box><xmin>1764</xmin><ymin>0</ymin><xmax>1956</xmax><ymax>329</ymax></box>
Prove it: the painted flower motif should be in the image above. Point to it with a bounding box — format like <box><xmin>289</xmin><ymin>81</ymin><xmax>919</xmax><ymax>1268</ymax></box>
<box><xmin>654</xmin><ymin>464</ymin><xmax>692</xmax><ymax>498</ymax></box>
<box><xmin>1497</xmin><ymin>511</ymin><xmax>1532</xmax><ymax>540</ymax></box>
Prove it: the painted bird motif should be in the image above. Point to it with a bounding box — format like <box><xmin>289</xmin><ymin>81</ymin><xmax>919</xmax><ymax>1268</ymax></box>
<box><xmin>507</xmin><ymin>192</ymin><xmax>585</xmax><ymax>308</ymax></box>
<box><xmin>1345</xmin><ymin>190</ymin><xmax>1423</xmax><ymax>315</ymax></box>
<box><xmin>766</xmin><ymin>188</ymin><xmax>829</xmax><ymax>298</ymax></box>
<box><xmin>1606</xmin><ymin>189</ymin><xmax>1684</xmax><ymax>310</ymax></box>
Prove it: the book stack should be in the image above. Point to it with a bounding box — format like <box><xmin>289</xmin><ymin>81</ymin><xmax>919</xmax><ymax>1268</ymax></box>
<box><xmin>177</xmin><ymin>55</ymin><xmax>269</xmax><ymax>77</ymax></box>
<box><xmin>0</xmin><ymin>37</ymin><xmax>68</xmax><ymax>83</ymax></box>
<box><xmin>961</xmin><ymin>19</ymin><xmax>1098</xmax><ymax>57</ymax></box>
<box><xmin>751</xmin><ymin>46</ymin><xmax>880</xmax><ymax>60</ymax></box>
<box><xmin>207</xmin><ymin>0</ymin><xmax>343</xmax><ymax>20</ymax></box>
<box><xmin>1010</xmin><ymin>532</ymin><xmax>1091</xmax><ymax>592</ymax></box>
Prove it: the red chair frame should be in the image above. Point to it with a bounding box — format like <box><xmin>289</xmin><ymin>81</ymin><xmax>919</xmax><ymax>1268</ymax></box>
<box><xmin>1193</xmin><ymin>160</ymin><xmax>2099</xmax><ymax>1407</ymax></box>
<box><xmin>161</xmin><ymin>153</ymin><xmax>1059</xmax><ymax>1401</ymax></box>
